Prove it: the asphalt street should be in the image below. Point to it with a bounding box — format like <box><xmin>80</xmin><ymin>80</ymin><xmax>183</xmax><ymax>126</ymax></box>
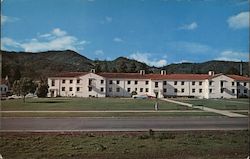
<box><xmin>0</xmin><ymin>117</ymin><xmax>248</xmax><ymax>132</ymax></box>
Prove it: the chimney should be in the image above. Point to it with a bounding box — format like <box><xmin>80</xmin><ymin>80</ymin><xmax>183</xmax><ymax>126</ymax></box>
<box><xmin>160</xmin><ymin>70</ymin><xmax>166</xmax><ymax>75</ymax></box>
<box><xmin>90</xmin><ymin>69</ymin><xmax>96</xmax><ymax>73</ymax></box>
<box><xmin>240</xmin><ymin>61</ymin><xmax>243</xmax><ymax>76</ymax></box>
<box><xmin>208</xmin><ymin>71</ymin><xmax>214</xmax><ymax>76</ymax></box>
<box><xmin>140</xmin><ymin>70</ymin><xmax>145</xmax><ymax>75</ymax></box>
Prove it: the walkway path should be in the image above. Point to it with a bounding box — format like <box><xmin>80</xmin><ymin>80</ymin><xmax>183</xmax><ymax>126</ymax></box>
<box><xmin>160</xmin><ymin>98</ymin><xmax>247</xmax><ymax>118</ymax></box>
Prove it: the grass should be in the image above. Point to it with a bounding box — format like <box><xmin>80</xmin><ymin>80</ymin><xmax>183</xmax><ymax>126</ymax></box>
<box><xmin>1</xmin><ymin>98</ymin><xmax>196</xmax><ymax>111</ymax></box>
<box><xmin>176</xmin><ymin>98</ymin><xmax>249</xmax><ymax>110</ymax></box>
<box><xmin>1</xmin><ymin>111</ymin><xmax>219</xmax><ymax>117</ymax></box>
<box><xmin>0</xmin><ymin>130</ymin><xmax>248</xmax><ymax>159</ymax></box>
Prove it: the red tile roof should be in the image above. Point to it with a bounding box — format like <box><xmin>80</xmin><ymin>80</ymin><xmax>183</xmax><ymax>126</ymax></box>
<box><xmin>227</xmin><ymin>75</ymin><xmax>250</xmax><ymax>81</ymax></box>
<box><xmin>0</xmin><ymin>79</ymin><xmax>8</xmax><ymax>85</ymax></box>
<box><xmin>99</xmin><ymin>73</ymin><xmax>212</xmax><ymax>80</ymax></box>
<box><xmin>50</xmin><ymin>72</ymin><xmax>88</xmax><ymax>78</ymax></box>
<box><xmin>50</xmin><ymin>72</ymin><xmax>250</xmax><ymax>81</ymax></box>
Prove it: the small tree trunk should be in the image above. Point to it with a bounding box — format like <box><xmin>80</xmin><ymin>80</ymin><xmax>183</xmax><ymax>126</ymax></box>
<box><xmin>23</xmin><ymin>95</ymin><xmax>26</xmax><ymax>103</ymax></box>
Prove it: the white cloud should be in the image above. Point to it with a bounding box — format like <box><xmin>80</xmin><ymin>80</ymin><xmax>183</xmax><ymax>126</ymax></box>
<box><xmin>129</xmin><ymin>52</ymin><xmax>167</xmax><ymax>67</ymax></box>
<box><xmin>1</xmin><ymin>28</ymin><xmax>87</xmax><ymax>52</ymax></box>
<box><xmin>179</xmin><ymin>22</ymin><xmax>198</xmax><ymax>30</ymax></box>
<box><xmin>1</xmin><ymin>37</ymin><xmax>21</xmax><ymax>50</ymax></box>
<box><xmin>51</xmin><ymin>28</ymin><xmax>67</xmax><ymax>37</ymax></box>
<box><xmin>105</xmin><ymin>16</ymin><xmax>112</xmax><ymax>23</ymax></box>
<box><xmin>94</xmin><ymin>50</ymin><xmax>104</xmax><ymax>55</ymax></box>
<box><xmin>113</xmin><ymin>37</ymin><xmax>123</xmax><ymax>42</ymax></box>
<box><xmin>227</xmin><ymin>11</ymin><xmax>249</xmax><ymax>29</ymax></box>
<box><xmin>1</xmin><ymin>15</ymin><xmax>19</xmax><ymax>24</ymax></box>
<box><xmin>215</xmin><ymin>50</ymin><xmax>248</xmax><ymax>61</ymax></box>
<box><xmin>166</xmin><ymin>41</ymin><xmax>212</xmax><ymax>54</ymax></box>
<box><xmin>174</xmin><ymin>60</ymin><xmax>192</xmax><ymax>64</ymax></box>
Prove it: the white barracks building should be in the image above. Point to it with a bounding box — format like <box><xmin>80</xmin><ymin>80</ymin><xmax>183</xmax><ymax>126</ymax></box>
<box><xmin>48</xmin><ymin>70</ymin><xmax>249</xmax><ymax>99</ymax></box>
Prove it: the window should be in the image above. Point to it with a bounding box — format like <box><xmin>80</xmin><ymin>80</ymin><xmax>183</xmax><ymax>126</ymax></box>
<box><xmin>244</xmin><ymin>89</ymin><xmax>247</xmax><ymax>93</ymax></box>
<box><xmin>77</xmin><ymin>79</ymin><xmax>80</xmax><ymax>84</ymax></box>
<box><xmin>127</xmin><ymin>88</ymin><xmax>131</xmax><ymax>92</ymax></box>
<box><xmin>199</xmin><ymin>81</ymin><xmax>202</xmax><ymax>86</ymax></box>
<box><xmin>209</xmin><ymin>81</ymin><xmax>213</xmax><ymax>86</ymax></box>
<box><xmin>77</xmin><ymin>87</ymin><xmax>80</xmax><ymax>92</ymax></box>
<box><xmin>237</xmin><ymin>82</ymin><xmax>240</xmax><ymax>86</ymax></box>
<box><xmin>209</xmin><ymin>89</ymin><xmax>212</xmax><ymax>93</ymax></box>
<box><xmin>181</xmin><ymin>89</ymin><xmax>184</xmax><ymax>93</ymax></box>
<box><xmin>88</xmin><ymin>87</ymin><xmax>92</xmax><ymax>92</ymax></box>
<box><xmin>62</xmin><ymin>87</ymin><xmax>65</xmax><ymax>91</ymax></box>
<box><xmin>199</xmin><ymin>89</ymin><xmax>202</xmax><ymax>93</ymax></box>
<box><xmin>192</xmin><ymin>81</ymin><xmax>195</xmax><ymax>85</ymax></box>
<box><xmin>109</xmin><ymin>80</ymin><xmax>113</xmax><ymax>84</ymax></box>
<box><xmin>140</xmin><ymin>88</ymin><xmax>143</xmax><ymax>92</ymax></box>
<box><xmin>192</xmin><ymin>89</ymin><xmax>195</xmax><ymax>93</ymax></box>
<box><xmin>89</xmin><ymin>79</ymin><xmax>92</xmax><ymax>85</ymax></box>
<box><xmin>244</xmin><ymin>82</ymin><xmax>247</xmax><ymax>86</ymax></box>
<box><xmin>145</xmin><ymin>88</ymin><xmax>149</xmax><ymax>92</ymax></box>
<box><xmin>163</xmin><ymin>88</ymin><xmax>167</xmax><ymax>93</ymax></box>
<box><xmin>101</xmin><ymin>80</ymin><xmax>104</xmax><ymax>84</ymax></box>
<box><xmin>70</xmin><ymin>80</ymin><xmax>73</xmax><ymax>84</ymax></box>
<box><xmin>62</xmin><ymin>79</ymin><xmax>65</xmax><ymax>84</ymax></box>
<box><xmin>100</xmin><ymin>87</ymin><xmax>104</xmax><ymax>92</ymax></box>
<box><xmin>174</xmin><ymin>89</ymin><xmax>178</xmax><ymax>93</ymax></box>
<box><xmin>237</xmin><ymin>89</ymin><xmax>240</xmax><ymax>93</ymax></box>
<box><xmin>220</xmin><ymin>81</ymin><xmax>224</xmax><ymax>87</ymax></box>
<box><xmin>135</xmin><ymin>81</ymin><xmax>138</xmax><ymax>85</ymax></box>
<box><xmin>163</xmin><ymin>81</ymin><xmax>167</xmax><ymax>85</ymax></box>
<box><xmin>145</xmin><ymin>81</ymin><xmax>149</xmax><ymax>85</ymax></box>
<box><xmin>52</xmin><ymin>80</ymin><xmax>55</xmax><ymax>86</ymax></box>
<box><xmin>109</xmin><ymin>88</ymin><xmax>112</xmax><ymax>92</ymax></box>
<box><xmin>69</xmin><ymin>87</ymin><xmax>73</xmax><ymax>91</ymax></box>
<box><xmin>174</xmin><ymin>81</ymin><xmax>177</xmax><ymax>85</ymax></box>
<box><xmin>181</xmin><ymin>81</ymin><xmax>184</xmax><ymax>85</ymax></box>
<box><xmin>127</xmin><ymin>80</ymin><xmax>131</xmax><ymax>84</ymax></box>
<box><xmin>117</xmin><ymin>80</ymin><xmax>120</xmax><ymax>84</ymax></box>
<box><xmin>220</xmin><ymin>88</ymin><xmax>224</xmax><ymax>93</ymax></box>
<box><xmin>155</xmin><ymin>82</ymin><xmax>158</xmax><ymax>88</ymax></box>
<box><xmin>232</xmin><ymin>89</ymin><xmax>235</xmax><ymax>94</ymax></box>
<box><xmin>135</xmin><ymin>88</ymin><xmax>137</xmax><ymax>91</ymax></box>
<box><xmin>232</xmin><ymin>82</ymin><xmax>235</xmax><ymax>86</ymax></box>
<box><xmin>116</xmin><ymin>88</ymin><xmax>120</xmax><ymax>92</ymax></box>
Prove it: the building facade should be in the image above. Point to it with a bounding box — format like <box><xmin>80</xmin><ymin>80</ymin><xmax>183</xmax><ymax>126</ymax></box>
<box><xmin>48</xmin><ymin>70</ymin><xmax>249</xmax><ymax>99</ymax></box>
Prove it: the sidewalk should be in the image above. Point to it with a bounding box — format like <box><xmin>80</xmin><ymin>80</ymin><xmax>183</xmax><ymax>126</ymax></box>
<box><xmin>160</xmin><ymin>98</ymin><xmax>247</xmax><ymax>118</ymax></box>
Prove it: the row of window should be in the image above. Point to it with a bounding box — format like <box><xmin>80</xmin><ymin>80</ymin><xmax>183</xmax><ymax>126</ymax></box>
<box><xmin>232</xmin><ymin>82</ymin><xmax>247</xmax><ymax>86</ymax></box>
<box><xmin>109</xmin><ymin>80</ymin><xmax>204</xmax><ymax>86</ymax></box>
<box><xmin>0</xmin><ymin>87</ymin><xmax>7</xmax><ymax>91</ymax></box>
<box><xmin>61</xmin><ymin>87</ymin><xmax>105</xmax><ymax>92</ymax></box>
<box><xmin>52</xmin><ymin>79</ymin><xmax>248</xmax><ymax>87</ymax></box>
<box><xmin>60</xmin><ymin>86</ymin><xmax>248</xmax><ymax>94</ymax></box>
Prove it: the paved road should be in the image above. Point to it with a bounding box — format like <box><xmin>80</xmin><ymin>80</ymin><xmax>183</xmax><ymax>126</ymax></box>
<box><xmin>0</xmin><ymin>117</ymin><xmax>248</xmax><ymax>132</ymax></box>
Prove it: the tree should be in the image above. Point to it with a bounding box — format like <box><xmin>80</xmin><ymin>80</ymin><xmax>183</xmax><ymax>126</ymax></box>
<box><xmin>95</xmin><ymin>62</ymin><xmax>101</xmax><ymax>73</ymax></box>
<box><xmin>118</xmin><ymin>61</ymin><xmax>127</xmax><ymax>73</ymax></box>
<box><xmin>129</xmin><ymin>62</ymin><xmax>137</xmax><ymax>73</ymax></box>
<box><xmin>103</xmin><ymin>60</ymin><xmax>109</xmax><ymax>72</ymax></box>
<box><xmin>13</xmin><ymin>78</ymin><xmax>37</xmax><ymax>102</ymax></box>
<box><xmin>36</xmin><ymin>81</ymin><xmax>49</xmax><ymax>97</ymax></box>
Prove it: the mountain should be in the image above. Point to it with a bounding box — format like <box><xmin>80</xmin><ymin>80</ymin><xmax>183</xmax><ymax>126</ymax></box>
<box><xmin>1</xmin><ymin>50</ymin><xmax>249</xmax><ymax>84</ymax></box>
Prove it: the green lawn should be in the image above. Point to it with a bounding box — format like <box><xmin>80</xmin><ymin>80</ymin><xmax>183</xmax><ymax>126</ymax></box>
<box><xmin>1</xmin><ymin>98</ymin><xmax>196</xmax><ymax>111</ymax></box>
<box><xmin>176</xmin><ymin>98</ymin><xmax>249</xmax><ymax>110</ymax></box>
<box><xmin>1</xmin><ymin>131</ymin><xmax>248</xmax><ymax>159</ymax></box>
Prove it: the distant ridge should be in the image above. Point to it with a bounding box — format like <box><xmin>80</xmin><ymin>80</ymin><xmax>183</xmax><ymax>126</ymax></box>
<box><xmin>1</xmin><ymin>50</ymin><xmax>248</xmax><ymax>84</ymax></box>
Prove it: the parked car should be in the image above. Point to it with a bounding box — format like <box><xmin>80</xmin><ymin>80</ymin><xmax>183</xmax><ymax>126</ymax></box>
<box><xmin>132</xmin><ymin>94</ymin><xmax>148</xmax><ymax>99</ymax></box>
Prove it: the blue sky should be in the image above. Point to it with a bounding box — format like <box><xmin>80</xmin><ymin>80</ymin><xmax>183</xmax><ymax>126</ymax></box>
<box><xmin>1</xmin><ymin>0</ymin><xmax>249</xmax><ymax>66</ymax></box>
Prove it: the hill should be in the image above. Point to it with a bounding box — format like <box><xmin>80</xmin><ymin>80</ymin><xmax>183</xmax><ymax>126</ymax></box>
<box><xmin>1</xmin><ymin>50</ymin><xmax>248</xmax><ymax>84</ymax></box>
